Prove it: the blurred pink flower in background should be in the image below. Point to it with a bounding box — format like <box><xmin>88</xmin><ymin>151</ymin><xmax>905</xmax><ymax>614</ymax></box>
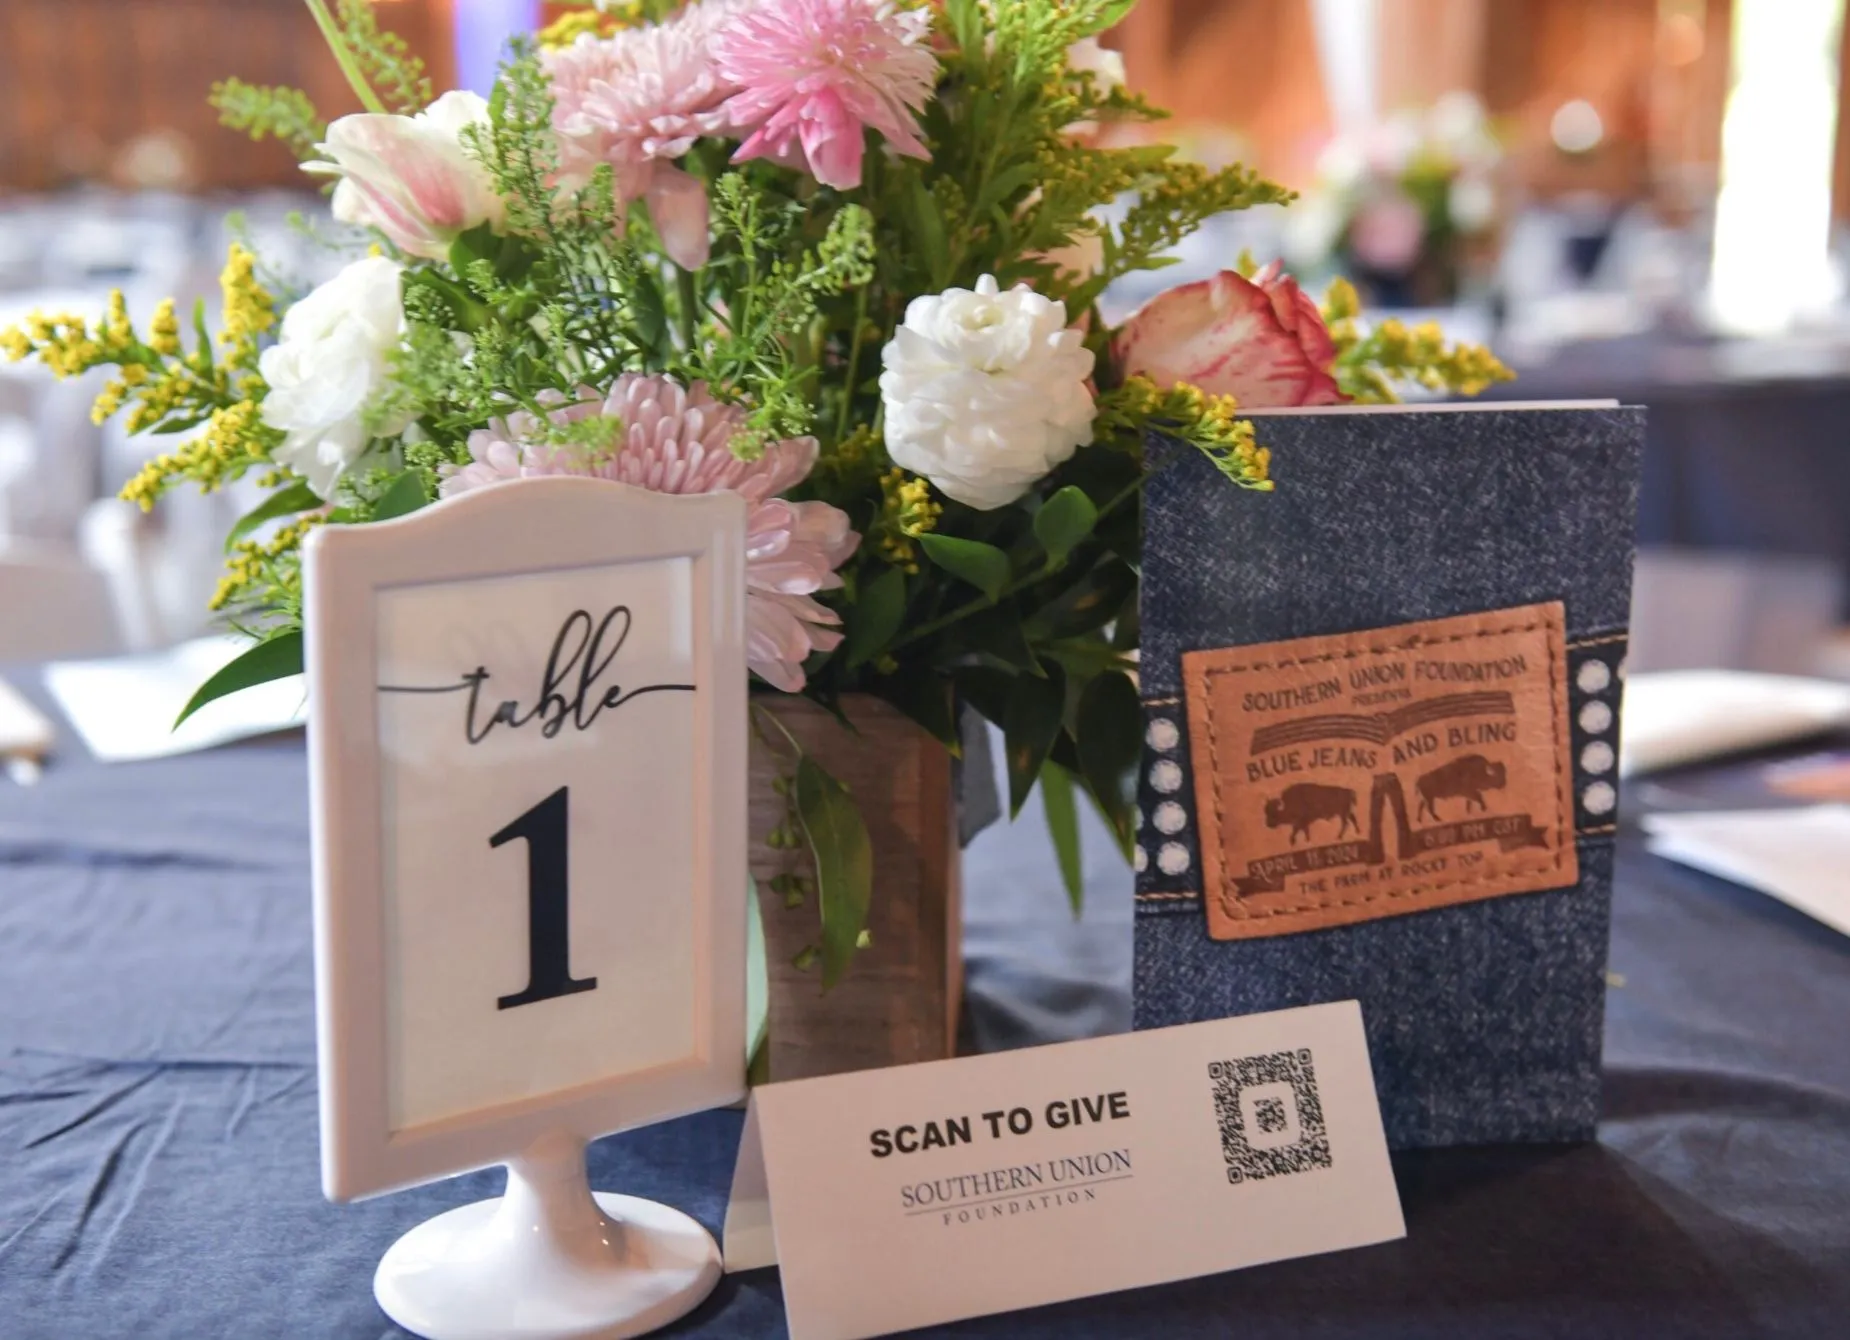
<box><xmin>1348</xmin><ymin>189</ymin><xmax>1426</xmax><ymax>274</ymax></box>
<box><xmin>1112</xmin><ymin>263</ymin><xmax>1346</xmax><ymax>407</ymax></box>
<box><xmin>714</xmin><ymin>0</ymin><xmax>938</xmax><ymax>190</ymax></box>
<box><xmin>440</xmin><ymin>374</ymin><xmax>857</xmax><ymax>691</ymax></box>
<box><xmin>306</xmin><ymin>92</ymin><xmax>504</xmax><ymax>261</ymax></box>
<box><xmin>542</xmin><ymin>10</ymin><xmax>737</xmax><ymax>270</ymax></box>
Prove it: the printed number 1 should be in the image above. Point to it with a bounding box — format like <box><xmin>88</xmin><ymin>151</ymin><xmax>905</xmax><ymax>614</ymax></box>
<box><xmin>491</xmin><ymin>785</ymin><xmax>597</xmax><ymax>1010</ymax></box>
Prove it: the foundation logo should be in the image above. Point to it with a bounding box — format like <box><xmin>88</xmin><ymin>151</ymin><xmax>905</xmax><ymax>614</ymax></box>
<box><xmin>1182</xmin><ymin>602</ymin><xmax>1577</xmax><ymax>941</ymax></box>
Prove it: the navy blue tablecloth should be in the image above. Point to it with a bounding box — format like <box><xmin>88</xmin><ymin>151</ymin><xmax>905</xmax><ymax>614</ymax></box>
<box><xmin>3</xmin><ymin>669</ymin><xmax>1847</xmax><ymax>1338</ymax></box>
<box><xmin>1488</xmin><ymin>336</ymin><xmax>1850</xmax><ymax>610</ymax></box>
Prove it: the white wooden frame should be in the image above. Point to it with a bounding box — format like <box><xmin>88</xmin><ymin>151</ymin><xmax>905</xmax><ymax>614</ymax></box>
<box><xmin>305</xmin><ymin>477</ymin><xmax>747</xmax><ymax>1202</ymax></box>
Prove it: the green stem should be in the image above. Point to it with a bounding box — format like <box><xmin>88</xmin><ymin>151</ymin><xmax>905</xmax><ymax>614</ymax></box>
<box><xmin>304</xmin><ymin>0</ymin><xmax>387</xmax><ymax>115</ymax></box>
<box><xmin>674</xmin><ymin>266</ymin><xmax>699</xmax><ymax>354</ymax></box>
<box><xmin>887</xmin><ymin>474</ymin><xmax>1145</xmax><ymax>655</ymax></box>
<box><xmin>750</xmin><ymin>698</ymin><xmax>805</xmax><ymax>761</ymax></box>
<box><xmin>833</xmin><ymin>285</ymin><xmax>869</xmax><ymax>445</ymax></box>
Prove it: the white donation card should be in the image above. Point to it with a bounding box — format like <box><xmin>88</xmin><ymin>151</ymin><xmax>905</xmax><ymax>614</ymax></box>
<box><xmin>725</xmin><ymin>1000</ymin><xmax>1403</xmax><ymax>1340</ymax></box>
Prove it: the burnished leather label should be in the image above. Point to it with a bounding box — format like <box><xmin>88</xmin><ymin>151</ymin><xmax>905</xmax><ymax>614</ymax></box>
<box><xmin>1183</xmin><ymin>602</ymin><xmax>1578</xmax><ymax>941</ymax></box>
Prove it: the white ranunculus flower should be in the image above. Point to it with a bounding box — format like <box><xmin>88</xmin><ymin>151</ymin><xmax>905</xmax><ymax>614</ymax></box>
<box><xmin>878</xmin><ymin>276</ymin><xmax>1096</xmax><ymax>511</ymax></box>
<box><xmin>258</xmin><ymin>255</ymin><xmax>408</xmax><ymax>498</ymax></box>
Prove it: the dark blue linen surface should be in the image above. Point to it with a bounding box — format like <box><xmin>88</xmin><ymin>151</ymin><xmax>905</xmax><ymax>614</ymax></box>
<box><xmin>2</xmin><ymin>669</ymin><xmax>1847</xmax><ymax>1338</ymax></box>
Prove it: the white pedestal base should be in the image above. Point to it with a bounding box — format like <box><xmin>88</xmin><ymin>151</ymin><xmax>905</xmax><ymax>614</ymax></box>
<box><xmin>374</xmin><ymin>1131</ymin><xmax>722</xmax><ymax>1340</ymax></box>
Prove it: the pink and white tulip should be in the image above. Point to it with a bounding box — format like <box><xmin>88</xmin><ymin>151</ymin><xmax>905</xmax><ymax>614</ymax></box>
<box><xmin>1112</xmin><ymin>262</ymin><xmax>1346</xmax><ymax>407</ymax></box>
<box><xmin>306</xmin><ymin>91</ymin><xmax>503</xmax><ymax>261</ymax></box>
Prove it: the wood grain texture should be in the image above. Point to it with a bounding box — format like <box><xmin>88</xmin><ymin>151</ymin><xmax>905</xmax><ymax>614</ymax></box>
<box><xmin>0</xmin><ymin>0</ymin><xmax>453</xmax><ymax>192</ymax></box>
<box><xmin>750</xmin><ymin>695</ymin><xmax>959</xmax><ymax>1081</ymax></box>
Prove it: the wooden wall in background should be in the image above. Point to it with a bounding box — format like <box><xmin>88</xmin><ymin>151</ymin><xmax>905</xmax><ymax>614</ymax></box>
<box><xmin>0</xmin><ymin>0</ymin><xmax>454</xmax><ymax>193</ymax></box>
<box><xmin>1479</xmin><ymin>0</ymin><xmax>1730</xmax><ymax>205</ymax></box>
<box><xmin>1114</xmin><ymin>0</ymin><xmax>1333</xmax><ymax>186</ymax></box>
<box><xmin>1113</xmin><ymin>0</ymin><xmax>1733</xmax><ymax>204</ymax></box>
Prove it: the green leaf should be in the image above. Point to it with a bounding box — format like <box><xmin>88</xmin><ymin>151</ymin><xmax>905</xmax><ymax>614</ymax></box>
<box><xmin>942</xmin><ymin>605</ymin><xmax>1040</xmax><ymax>676</ymax></box>
<box><xmin>974</xmin><ymin>161</ymin><xmax>1043</xmax><ymax>216</ymax></box>
<box><xmin>877</xmin><ymin>664</ymin><xmax>960</xmax><ymax>750</ymax></box>
<box><xmin>148</xmin><ymin>414</ymin><xmax>212</xmax><ymax>436</ymax></box>
<box><xmin>630</xmin><ymin>269</ymin><xmax>670</xmax><ymax>359</ymax></box>
<box><xmin>191</xmin><ymin>298</ymin><xmax>213</xmax><ymax>369</ymax></box>
<box><xmin>844</xmin><ymin>565</ymin><xmax>906</xmax><ymax>669</ymax></box>
<box><xmin>1085</xmin><ymin>0</ymin><xmax>1140</xmax><ymax>36</ymax></box>
<box><xmin>1110</xmin><ymin>584</ymin><xmax>1141</xmax><ymax>650</ymax></box>
<box><xmin>1003</xmin><ymin>661</ymin><xmax>1067</xmax><ymax>818</ymax></box>
<box><xmin>447</xmin><ymin>225</ymin><xmax>493</xmax><ymax>279</ymax></box>
<box><xmin>225</xmin><ymin>480</ymin><xmax>322</xmax><ymax>552</ymax></box>
<box><xmin>919</xmin><ymin>533</ymin><xmax>1010</xmax><ymax>602</ymax></box>
<box><xmin>1075</xmin><ymin>670</ymin><xmax>1141</xmax><ymax>855</ymax></box>
<box><xmin>1040</xmin><ymin>760</ymin><xmax>1085</xmax><ymax>916</ymax></box>
<box><xmin>907</xmin><ymin>175</ymin><xmax>949</xmax><ymax>287</ymax></box>
<box><xmin>745</xmin><ymin>874</ymin><xmax>769</xmax><ymax>1082</ymax></box>
<box><xmin>793</xmin><ymin>756</ymin><xmax>874</xmax><ymax>992</ymax></box>
<box><xmin>1032</xmin><ymin>561</ymin><xmax>1137</xmax><ymax>641</ymax></box>
<box><xmin>1032</xmin><ymin>486</ymin><xmax>1099</xmax><ymax>567</ymax></box>
<box><xmin>371</xmin><ymin>470</ymin><xmax>429</xmax><ymax>522</ymax></box>
<box><xmin>174</xmin><ymin>631</ymin><xmax>303</xmax><ymax>729</ymax></box>
<box><xmin>955</xmin><ymin>665</ymin><xmax>1014</xmax><ymax>726</ymax></box>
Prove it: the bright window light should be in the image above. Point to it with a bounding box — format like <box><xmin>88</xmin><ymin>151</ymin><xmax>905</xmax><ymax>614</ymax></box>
<box><xmin>1710</xmin><ymin>0</ymin><xmax>1844</xmax><ymax>334</ymax></box>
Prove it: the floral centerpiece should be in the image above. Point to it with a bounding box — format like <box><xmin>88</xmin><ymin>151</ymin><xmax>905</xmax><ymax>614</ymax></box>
<box><xmin>1287</xmin><ymin>92</ymin><xmax>1503</xmax><ymax>308</ymax></box>
<box><xmin>2</xmin><ymin>0</ymin><xmax>1508</xmax><ymax>991</ymax></box>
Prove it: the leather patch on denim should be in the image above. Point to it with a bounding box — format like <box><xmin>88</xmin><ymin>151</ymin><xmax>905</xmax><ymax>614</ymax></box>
<box><xmin>1183</xmin><ymin>601</ymin><xmax>1578</xmax><ymax>940</ymax></box>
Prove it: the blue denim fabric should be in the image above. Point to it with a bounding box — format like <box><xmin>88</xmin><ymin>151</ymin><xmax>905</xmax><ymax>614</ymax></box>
<box><xmin>1134</xmin><ymin>408</ymin><xmax>1645</xmax><ymax>1148</ymax></box>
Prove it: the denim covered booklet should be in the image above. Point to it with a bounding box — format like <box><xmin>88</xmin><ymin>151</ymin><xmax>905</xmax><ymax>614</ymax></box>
<box><xmin>1134</xmin><ymin>404</ymin><xmax>1644</xmax><ymax>1148</ymax></box>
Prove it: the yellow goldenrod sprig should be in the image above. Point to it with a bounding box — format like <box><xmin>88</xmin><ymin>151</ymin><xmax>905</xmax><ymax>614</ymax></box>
<box><xmin>212</xmin><ymin>512</ymin><xmax>323</xmax><ymax>612</ymax></box>
<box><xmin>3</xmin><ymin>243</ymin><xmax>285</xmax><ymax>511</ymax></box>
<box><xmin>219</xmin><ymin>243</ymin><xmax>277</xmax><ymax>365</ymax></box>
<box><xmin>121</xmin><ymin>400</ymin><xmax>282</xmax><ymax>511</ymax></box>
<box><xmin>1096</xmin><ymin>375</ymin><xmax>1273</xmax><ymax>492</ymax></box>
<box><xmin>1321</xmin><ymin>276</ymin><xmax>1512</xmax><ymax>403</ymax></box>
<box><xmin>876</xmin><ymin>466</ymin><xmax>943</xmax><ymax>572</ymax></box>
<box><xmin>535</xmin><ymin>2</ymin><xmax>636</xmax><ymax>48</ymax></box>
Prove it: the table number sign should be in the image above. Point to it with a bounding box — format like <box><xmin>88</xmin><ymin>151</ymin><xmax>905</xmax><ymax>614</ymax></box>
<box><xmin>723</xmin><ymin>1001</ymin><xmax>1404</xmax><ymax>1340</ymax></box>
<box><xmin>305</xmin><ymin>477</ymin><xmax>747</xmax><ymax>1340</ymax></box>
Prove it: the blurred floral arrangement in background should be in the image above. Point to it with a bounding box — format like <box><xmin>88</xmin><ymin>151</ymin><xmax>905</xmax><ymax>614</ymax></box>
<box><xmin>1288</xmin><ymin>92</ymin><xmax>1504</xmax><ymax>308</ymax></box>
<box><xmin>1</xmin><ymin>0</ymin><xmax>1509</xmax><ymax>981</ymax></box>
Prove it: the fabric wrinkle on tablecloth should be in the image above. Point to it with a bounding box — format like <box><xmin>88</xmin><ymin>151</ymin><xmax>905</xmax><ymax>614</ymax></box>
<box><xmin>1</xmin><ymin>669</ymin><xmax>1846</xmax><ymax>1338</ymax></box>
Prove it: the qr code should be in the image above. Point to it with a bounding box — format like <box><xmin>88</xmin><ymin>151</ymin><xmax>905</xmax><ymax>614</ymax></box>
<box><xmin>1207</xmin><ymin>1049</ymin><xmax>1332</xmax><ymax>1184</ymax></box>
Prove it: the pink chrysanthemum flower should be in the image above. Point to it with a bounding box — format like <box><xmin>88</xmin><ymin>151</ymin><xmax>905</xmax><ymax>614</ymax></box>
<box><xmin>542</xmin><ymin>9</ymin><xmax>735</xmax><ymax>270</ymax></box>
<box><xmin>713</xmin><ymin>0</ymin><xmax>938</xmax><ymax>190</ymax></box>
<box><xmin>439</xmin><ymin>375</ymin><xmax>858</xmax><ymax>692</ymax></box>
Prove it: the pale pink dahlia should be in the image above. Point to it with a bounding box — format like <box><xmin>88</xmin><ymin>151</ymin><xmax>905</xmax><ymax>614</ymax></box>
<box><xmin>439</xmin><ymin>375</ymin><xmax>858</xmax><ymax>692</ymax></box>
<box><xmin>712</xmin><ymin>0</ymin><xmax>938</xmax><ymax>191</ymax></box>
<box><xmin>542</xmin><ymin>10</ymin><xmax>735</xmax><ymax>270</ymax></box>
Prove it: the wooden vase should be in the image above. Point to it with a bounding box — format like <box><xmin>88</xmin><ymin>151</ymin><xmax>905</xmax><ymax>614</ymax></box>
<box><xmin>748</xmin><ymin>694</ymin><xmax>961</xmax><ymax>1080</ymax></box>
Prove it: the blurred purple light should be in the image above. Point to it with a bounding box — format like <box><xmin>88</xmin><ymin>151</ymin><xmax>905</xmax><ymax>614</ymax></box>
<box><xmin>455</xmin><ymin>0</ymin><xmax>541</xmax><ymax>96</ymax></box>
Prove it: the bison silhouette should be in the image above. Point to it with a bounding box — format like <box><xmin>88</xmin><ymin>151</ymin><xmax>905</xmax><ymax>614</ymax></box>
<box><xmin>1416</xmin><ymin>753</ymin><xmax>1507</xmax><ymax>821</ymax></box>
<box><xmin>1264</xmin><ymin>783</ymin><xmax>1359</xmax><ymax>845</ymax></box>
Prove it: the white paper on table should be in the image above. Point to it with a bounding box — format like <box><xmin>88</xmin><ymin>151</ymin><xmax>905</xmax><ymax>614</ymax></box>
<box><xmin>42</xmin><ymin>636</ymin><xmax>305</xmax><ymax>763</ymax></box>
<box><xmin>1644</xmin><ymin>805</ymin><xmax>1850</xmax><ymax>937</ymax></box>
<box><xmin>0</xmin><ymin>676</ymin><xmax>55</xmax><ymax>753</ymax></box>
<box><xmin>1621</xmin><ymin>671</ymin><xmax>1850</xmax><ymax>777</ymax></box>
<box><xmin>725</xmin><ymin>1000</ymin><xmax>1403</xmax><ymax>1340</ymax></box>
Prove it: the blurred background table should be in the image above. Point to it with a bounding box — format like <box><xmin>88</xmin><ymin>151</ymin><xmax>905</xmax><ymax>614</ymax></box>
<box><xmin>3</xmin><ymin>669</ymin><xmax>1846</xmax><ymax>1339</ymax></box>
<box><xmin>1490</xmin><ymin>334</ymin><xmax>1850</xmax><ymax>621</ymax></box>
